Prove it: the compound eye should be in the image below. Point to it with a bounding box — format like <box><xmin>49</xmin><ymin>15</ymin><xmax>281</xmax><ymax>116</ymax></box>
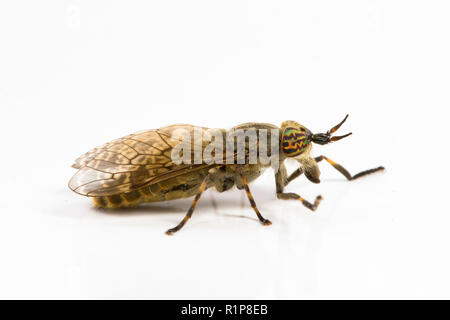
<box><xmin>281</xmin><ymin>127</ymin><xmax>310</xmax><ymax>157</ymax></box>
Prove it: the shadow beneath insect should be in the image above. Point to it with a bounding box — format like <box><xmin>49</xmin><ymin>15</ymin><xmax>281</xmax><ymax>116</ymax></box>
<box><xmin>218</xmin><ymin>213</ymin><xmax>260</xmax><ymax>222</ymax></box>
<box><xmin>320</xmin><ymin>178</ymin><xmax>351</xmax><ymax>183</ymax></box>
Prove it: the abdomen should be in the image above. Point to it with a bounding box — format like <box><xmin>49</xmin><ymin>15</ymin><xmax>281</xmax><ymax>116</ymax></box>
<box><xmin>92</xmin><ymin>170</ymin><xmax>208</xmax><ymax>209</ymax></box>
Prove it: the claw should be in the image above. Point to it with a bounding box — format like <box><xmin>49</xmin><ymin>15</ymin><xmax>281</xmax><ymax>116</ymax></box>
<box><xmin>165</xmin><ymin>229</ymin><xmax>176</xmax><ymax>236</ymax></box>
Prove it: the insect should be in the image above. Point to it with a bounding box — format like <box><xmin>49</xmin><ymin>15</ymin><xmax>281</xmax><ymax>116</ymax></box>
<box><xmin>69</xmin><ymin>115</ymin><xmax>384</xmax><ymax>235</ymax></box>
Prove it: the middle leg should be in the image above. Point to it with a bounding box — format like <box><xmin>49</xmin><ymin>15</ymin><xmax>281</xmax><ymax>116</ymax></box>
<box><xmin>239</xmin><ymin>175</ymin><xmax>272</xmax><ymax>226</ymax></box>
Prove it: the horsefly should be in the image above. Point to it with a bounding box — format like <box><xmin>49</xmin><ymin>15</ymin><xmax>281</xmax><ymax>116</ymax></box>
<box><xmin>68</xmin><ymin>115</ymin><xmax>384</xmax><ymax>235</ymax></box>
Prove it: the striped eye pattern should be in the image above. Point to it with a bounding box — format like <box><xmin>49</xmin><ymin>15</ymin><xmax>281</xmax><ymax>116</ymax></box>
<box><xmin>281</xmin><ymin>127</ymin><xmax>310</xmax><ymax>156</ymax></box>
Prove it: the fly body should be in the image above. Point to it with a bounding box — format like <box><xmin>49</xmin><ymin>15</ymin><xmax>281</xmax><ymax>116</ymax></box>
<box><xmin>69</xmin><ymin>115</ymin><xmax>384</xmax><ymax>235</ymax></box>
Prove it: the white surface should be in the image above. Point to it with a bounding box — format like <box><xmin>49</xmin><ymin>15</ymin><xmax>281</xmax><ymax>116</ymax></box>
<box><xmin>0</xmin><ymin>1</ymin><xmax>449</xmax><ymax>299</ymax></box>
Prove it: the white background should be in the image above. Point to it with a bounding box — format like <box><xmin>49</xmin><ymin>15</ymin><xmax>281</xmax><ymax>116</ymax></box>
<box><xmin>0</xmin><ymin>1</ymin><xmax>449</xmax><ymax>299</ymax></box>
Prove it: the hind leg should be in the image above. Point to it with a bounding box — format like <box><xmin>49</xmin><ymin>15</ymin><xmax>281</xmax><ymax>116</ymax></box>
<box><xmin>165</xmin><ymin>177</ymin><xmax>209</xmax><ymax>235</ymax></box>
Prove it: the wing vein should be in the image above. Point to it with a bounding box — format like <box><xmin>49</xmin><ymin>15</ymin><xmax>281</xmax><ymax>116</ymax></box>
<box><xmin>126</xmin><ymin>137</ymin><xmax>172</xmax><ymax>160</ymax></box>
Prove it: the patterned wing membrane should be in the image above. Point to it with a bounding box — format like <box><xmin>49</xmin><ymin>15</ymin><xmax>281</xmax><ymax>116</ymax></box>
<box><xmin>69</xmin><ymin>125</ymin><xmax>214</xmax><ymax>197</ymax></box>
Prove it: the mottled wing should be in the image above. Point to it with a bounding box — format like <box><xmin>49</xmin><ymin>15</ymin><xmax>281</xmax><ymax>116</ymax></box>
<box><xmin>69</xmin><ymin>124</ymin><xmax>216</xmax><ymax>197</ymax></box>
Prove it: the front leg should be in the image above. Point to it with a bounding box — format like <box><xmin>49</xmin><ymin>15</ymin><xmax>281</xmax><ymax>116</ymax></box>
<box><xmin>277</xmin><ymin>192</ymin><xmax>323</xmax><ymax>211</ymax></box>
<box><xmin>286</xmin><ymin>167</ymin><xmax>304</xmax><ymax>185</ymax></box>
<box><xmin>275</xmin><ymin>163</ymin><xmax>323</xmax><ymax>212</ymax></box>
<box><xmin>314</xmin><ymin>156</ymin><xmax>384</xmax><ymax>180</ymax></box>
<box><xmin>274</xmin><ymin>162</ymin><xmax>304</xmax><ymax>190</ymax></box>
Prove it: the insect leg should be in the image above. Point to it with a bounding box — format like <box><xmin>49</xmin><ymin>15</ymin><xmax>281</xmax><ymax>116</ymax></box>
<box><xmin>286</xmin><ymin>167</ymin><xmax>304</xmax><ymax>185</ymax></box>
<box><xmin>239</xmin><ymin>176</ymin><xmax>272</xmax><ymax>226</ymax></box>
<box><xmin>165</xmin><ymin>177</ymin><xmax>209</xmax><ymax>235</ymax></box>
<box><xmin>275</xmin><ymin>164</ymin><xmax>322</xmax><ymax>211</ymax></box>
<box><xmin>274</xmin><ymin>162</ymin><xmax>304</xmax><ymax>188</ymax></box>
<box><xmin>314</xmin><ymin>156</ymin><xmax>384</xmax><ymax>181</ymax></box>
<box><xmin>277</xmin><ymin>192</ymin><xmax>323</xmax><ymax>211</ymax></box>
